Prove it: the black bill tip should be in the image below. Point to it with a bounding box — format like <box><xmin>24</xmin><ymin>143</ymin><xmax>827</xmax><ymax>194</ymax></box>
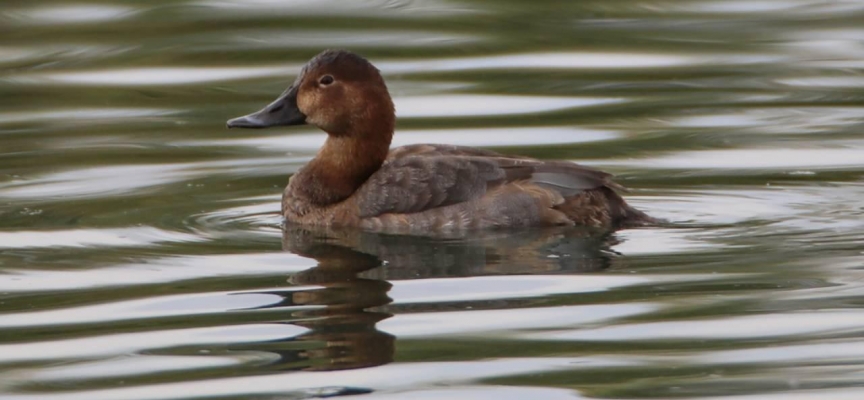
<box><xmin>226</xmin><ymin>115</ymin><xmax>267</xmax><ymax>129</ymax></box>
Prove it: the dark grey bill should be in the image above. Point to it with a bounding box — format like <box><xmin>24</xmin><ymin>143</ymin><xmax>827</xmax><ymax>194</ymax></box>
<box><xmin>226</xmin><ymin>85</ymin><xmax>306</xmax><ymax>129</ymax></box>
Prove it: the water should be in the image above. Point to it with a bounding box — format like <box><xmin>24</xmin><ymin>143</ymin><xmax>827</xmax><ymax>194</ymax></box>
<box><xmin>2</xmin><ymin>1</ymin><xmax>864</xmax><ymax>399</ymax></box>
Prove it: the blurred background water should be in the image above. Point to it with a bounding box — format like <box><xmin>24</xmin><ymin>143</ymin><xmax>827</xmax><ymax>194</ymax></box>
<box><xmin>2</xmin><ymin>0</ymin><xmax>864</xmax><ymax>399</ymax></box>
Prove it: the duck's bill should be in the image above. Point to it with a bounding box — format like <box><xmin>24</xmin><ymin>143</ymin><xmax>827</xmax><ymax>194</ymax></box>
<box><xmin>226</xmin><ymin>86</ymin><xmax>306</xmax><ymax>129</ymax></box>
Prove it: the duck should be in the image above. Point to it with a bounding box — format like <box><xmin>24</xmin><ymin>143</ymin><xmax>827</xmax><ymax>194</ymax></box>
<box><xmin>227</xmin><ymin>49</ymin><xmax>653</xmax><ymax>233</ymax></box>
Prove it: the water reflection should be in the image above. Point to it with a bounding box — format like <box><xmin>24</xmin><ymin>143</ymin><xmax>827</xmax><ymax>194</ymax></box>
<box><xmin>286</xmin><ymin>225</ymin><xmax>615</xmax><ymax>277</ymax></box>
<box><xmin>264</xmin><ymin>225</ymin><xmax>616</xmax><ymax>372</ymax></box>
<box><xmin>270</xmin><ymin>226</ymin><xmax>395</xmax><ymax>372</ymax></box>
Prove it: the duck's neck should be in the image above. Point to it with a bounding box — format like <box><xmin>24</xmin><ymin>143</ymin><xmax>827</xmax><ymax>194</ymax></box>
<box><xmin>294</xmin><ymin>123</ymin><xmax>393</xmax><ymax>206</ymax></box>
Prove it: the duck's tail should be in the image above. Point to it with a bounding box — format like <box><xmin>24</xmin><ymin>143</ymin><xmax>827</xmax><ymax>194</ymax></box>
<box><xmin>615</xmin><ymin>202</ymin><xmax>658</xmax><ymax>228</ymax></box>
<box><xmin>555</xmin><ymin>187</ymin><xmax>657</xmax><ymax>229</ymax></box>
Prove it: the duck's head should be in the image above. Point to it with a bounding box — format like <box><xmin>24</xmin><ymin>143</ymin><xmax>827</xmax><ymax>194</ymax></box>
<box><xmin>227</xmin><ymin>49</ymin><xmax>395</xmax><ymax>138</ymax></box>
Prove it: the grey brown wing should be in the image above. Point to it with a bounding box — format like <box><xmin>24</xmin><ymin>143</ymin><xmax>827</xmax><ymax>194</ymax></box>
<box><xmin>355</xmin><ymin>156</ymin><xmax>506</xmax><ymax>218</ymax></box>
<box><xmin>354</xmin><ymin>154</ymin><xmax>622</xmax><ymax>219</ymax></box>
<box><xmin>386</xmin><ymin>143</ymin><xmax>620</xmax><ymax>193</ymax></box>
<box><xmin>516</xmin><ymin>161</ymin><xmax>627</xmax><ymax>195</ymax></box>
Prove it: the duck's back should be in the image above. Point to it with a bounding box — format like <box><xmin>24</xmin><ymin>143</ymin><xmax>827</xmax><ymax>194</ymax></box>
<box><xmin>347</xmin><ymin>144</ymin><xmax>651</xmax><ymax>233</ymax></box>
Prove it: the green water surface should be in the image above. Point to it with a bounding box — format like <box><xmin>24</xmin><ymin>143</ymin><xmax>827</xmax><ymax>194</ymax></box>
<box><xmin>2</xmin><ymin>1</ymin><xmax>864</xmax><ymax>399</ymax></box>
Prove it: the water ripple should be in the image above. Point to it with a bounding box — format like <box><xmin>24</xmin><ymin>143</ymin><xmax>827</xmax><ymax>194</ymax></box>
<box><xmin>0</xmin><ymin>358</ymin><xmax>607</xmax><ymax>400</ymax></box>
<box><xmin>3</xmin><ymin>1</ymin><xmax>864</xmax><ymax>399</ymax></box>
<box><xmin>0</xmin><ymin>253</ymin><xmax>311</xmax><ymax>292</ymax></box>
<box><xmin>0</xmin><ymin>227</ymin><xmax>202</xmax><ymax>249</ymax></box>
<box><xmin>602</xmin><ymin>148</ymin><xmax>864</xmax><ymax>170</ymax></box>
<box><xmin>4</xmin><ymin>5</ymin><xmax>138</xmax><ymax>25</ymax></box>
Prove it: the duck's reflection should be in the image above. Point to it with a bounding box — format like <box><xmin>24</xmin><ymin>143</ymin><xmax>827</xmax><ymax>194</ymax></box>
<box><xmin>249</xmin><ymin>225</ymin><xmax>617</xmax><ymax>372</ymax></box>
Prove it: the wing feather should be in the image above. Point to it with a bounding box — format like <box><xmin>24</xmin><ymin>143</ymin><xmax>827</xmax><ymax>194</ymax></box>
<box><xmin>355</xmin><ymin>144</ymin><xmax>624</xmax><ymax>218</ymax></box>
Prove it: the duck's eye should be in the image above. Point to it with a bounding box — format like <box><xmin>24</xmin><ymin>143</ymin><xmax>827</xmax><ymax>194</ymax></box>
<box><xmin>318</xmin><ymin>75</ymin><xmax>334</xmax><ymax>86</ymax></box>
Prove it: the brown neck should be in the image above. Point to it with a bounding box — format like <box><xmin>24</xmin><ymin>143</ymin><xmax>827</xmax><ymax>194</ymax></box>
<box><xmin>293</xmin><ymin>117</ymin><xmax>394</xmax><ymax>206</ymax></box>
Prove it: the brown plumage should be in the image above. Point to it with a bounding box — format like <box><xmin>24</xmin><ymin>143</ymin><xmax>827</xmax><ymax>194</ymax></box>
<box><xmin>227</xmin><ymin>49</ymin><xmax>653</xmax><ymax>232</ymax></box>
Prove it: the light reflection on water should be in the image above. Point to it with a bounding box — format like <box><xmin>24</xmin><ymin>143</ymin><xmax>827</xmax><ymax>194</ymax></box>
<box><xmin>0</xmin><ymin>108</ymin><xmax>179</xmax><ymax>126</ymax></box>
<box><xmin>603</xmin><ymin>148</ymin><xmax>864</xmax><ymax>169</ymax></box>
<box><xmin>221</xmin><ymin>30</ymin><xmax>485</xmax><ymax>49</ymax></box>
<box><xmin>13</xmin><ymin>66</ymin><xmax>289</xmax><ymax>86</ymax></box>
<box><xmin>5</xmin><ymin>5</ymin><xmax>138</xmax><ymax>25</ymax></box>
<box><xmin>1</xmin><ymin>0</ymin><xmax>864</xmax><ymax>399</ymax></box>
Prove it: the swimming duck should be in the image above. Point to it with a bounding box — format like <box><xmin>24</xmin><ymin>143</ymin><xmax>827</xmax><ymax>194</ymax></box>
<box><xmin>227</xmin><ymin>49</ymin><xmax>652</xmax><ymax>232</ymax></box>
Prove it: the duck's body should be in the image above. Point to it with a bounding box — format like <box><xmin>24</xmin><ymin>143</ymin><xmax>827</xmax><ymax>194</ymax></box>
<box><xmin>283</xmin><ymin>143</ymin><xmax>649</xmax><ymax>233</ymax></box>
<box><xmin>228</xmin><ymin>50</ymin><xmax>652</xmax><ymax>232</ymax></box>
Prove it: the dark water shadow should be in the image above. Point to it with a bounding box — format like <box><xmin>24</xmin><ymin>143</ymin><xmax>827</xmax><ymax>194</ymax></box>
<box><xmin>236</xmin><ymin>225</ymin><xmax>619</xmax><ymax>374</ymax></box>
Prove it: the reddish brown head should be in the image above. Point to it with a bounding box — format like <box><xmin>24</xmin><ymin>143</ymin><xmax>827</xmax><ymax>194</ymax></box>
<box><xmin>227</xmin><ymin>49</ymin><xmax>395</xmax><ymax>142</ymax></box>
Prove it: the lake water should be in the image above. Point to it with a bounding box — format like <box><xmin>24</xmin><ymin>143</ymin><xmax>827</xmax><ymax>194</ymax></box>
<box><xmin>2</xmin><ymin>1</ymin><xmax>864</xmax><ymax>399</ymax></box>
